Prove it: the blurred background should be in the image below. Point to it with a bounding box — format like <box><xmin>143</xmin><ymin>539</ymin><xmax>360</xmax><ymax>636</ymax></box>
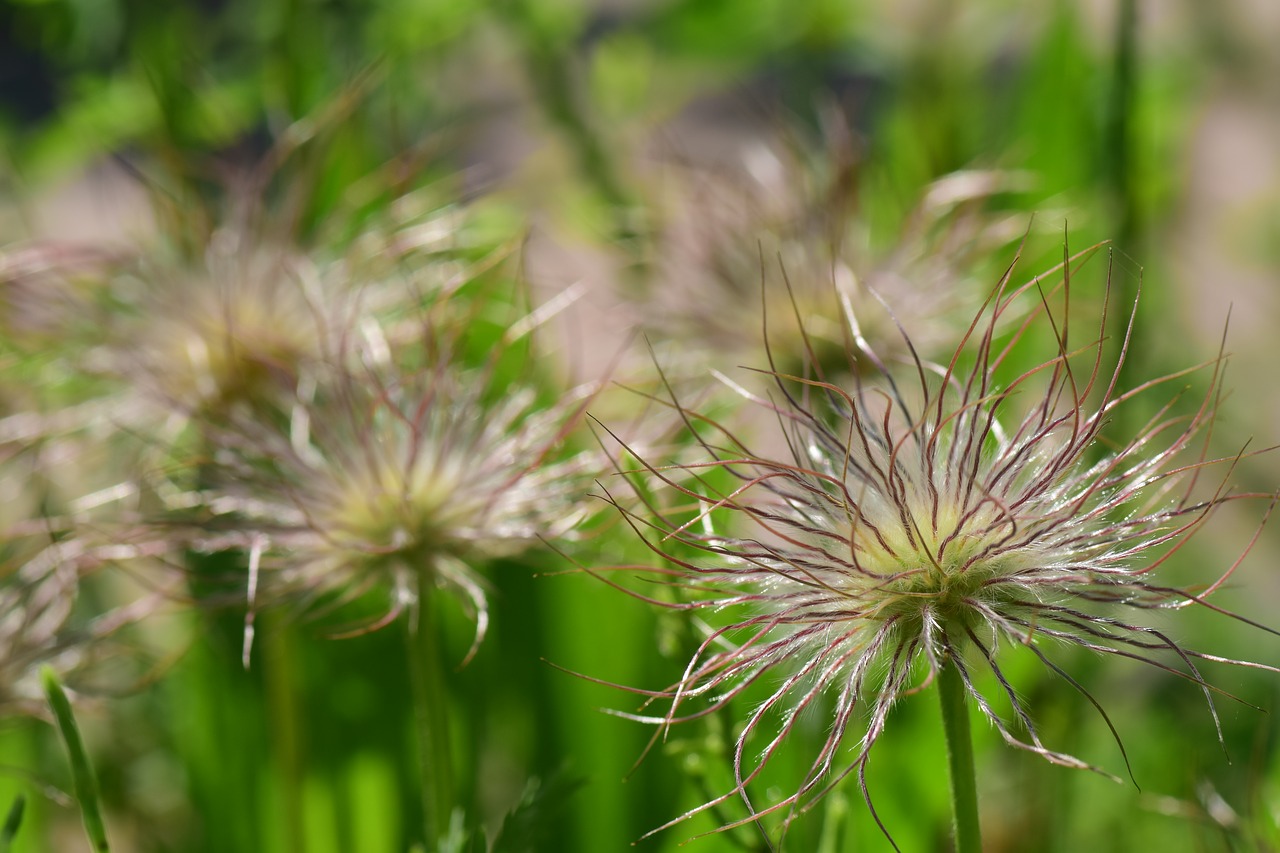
<box><xmin>2</xmin><ymin>0</ymin><xmax>1280</xmax><ymax>851</ymax></box>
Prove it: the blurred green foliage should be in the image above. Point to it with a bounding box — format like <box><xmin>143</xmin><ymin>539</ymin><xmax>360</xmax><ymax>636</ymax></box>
<box><xmin>1</xmin><ymin>1</ymin><xmax>1278</xmax><ymax>852</ymax></box>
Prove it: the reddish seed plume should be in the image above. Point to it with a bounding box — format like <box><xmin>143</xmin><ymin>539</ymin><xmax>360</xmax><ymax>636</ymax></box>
<box><xmin>595</xmin><ymin>244</ymin><xmax>1279</xmax><ymax>848</ymax></box>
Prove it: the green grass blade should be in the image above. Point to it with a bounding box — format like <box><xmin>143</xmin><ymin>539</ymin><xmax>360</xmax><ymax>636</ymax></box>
<box><xmin>0</xmin><ymin>794</ymin><xmax>25</xmax><ymax>853</ymax></box>
<box><xmin>41</xmin><ymin>667</ymin><xmax>110</xmax><ymax>852</ymax></box>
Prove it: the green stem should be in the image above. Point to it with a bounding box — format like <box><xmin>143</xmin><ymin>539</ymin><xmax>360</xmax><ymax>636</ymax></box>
<box><xmin>1104</xmin><ymin>0</ymin><xmax>1138</xmax><ymax>255</ymax></box>
<box><xmin>1105</xmin><ymin>0</ymin><xmax>1146</xmax><ymax>421</ymax></box>
<box><xmin>938</xmin><ymin>659</ymin><xmax>981</xmax><ymax>853</ymax></box>
<box><xmin>407</xmin><ymin>558</ymin><xmax>454</xmax><ymax>847</ymax></box>
<box><xmin>263</xmin><ymin>616</ymin><xmax>306</xmax><ymax>853</ymax></box>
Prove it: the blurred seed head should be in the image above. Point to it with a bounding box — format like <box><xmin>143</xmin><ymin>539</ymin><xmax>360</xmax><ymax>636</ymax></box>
<box><xmin>0</xmin><ymin>243</ymin><xmax>120</xmax><ymax>350</ymax></box>
<box><xmin>0</xmin><ymin>545</ymin><xmax>79</xmax><ymax>717</ymax></box>
<box><xmin>104</xmin><ymin>158</ymin><xmax>493</xmax><ymax>433</ymax></box>
<box><xmin>166</xmin><ymin>276</ymin><xmax>601</xmax><ymax>651</ymax></box>
<box><xmin>117</xmin><ymin>233</ymin><xmax>330</xmax><ymax>422</ymax></box>
<box><xmin>637</xmin><ymin>126</ymin><xmax>1031</xmax><ymax>379</ymax></box>
<box><xmin>600</xmin><ymin>245</ymin><xmax>1277</xmax><ymax>845</ymax></box>
<box><xmin>0</xmin><ymin>440</ymin><xmax>155</xmax><ymax>719</ymax></box>
<box><xmin>0</xmin><ymin>535</ymin><xmax>170</xmax><ymax>720</ymax></box>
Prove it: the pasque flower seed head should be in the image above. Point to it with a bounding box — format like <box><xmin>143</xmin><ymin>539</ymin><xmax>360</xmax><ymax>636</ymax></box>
<box><xmin>601</xmin><ymin>245</ymin><xmax>1278</xmax><ymax>845</ymax></box>
<box><xmin>181</xmin><ymin>283</ymin><xmax>600</xmax><ymax>656</ymax></box>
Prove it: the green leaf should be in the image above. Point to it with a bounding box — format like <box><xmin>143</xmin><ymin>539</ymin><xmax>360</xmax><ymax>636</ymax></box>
<box><xmin>489</xmin><ymin>771</ymin><xmax>583</xmax><ymax>853</ymax></box>
<box><xmin>0</xmin><ymin>794</ymin><xmax>26</xmax><ymax>853</ymax></box>
<box><xmin>41</xmin><ymin>667</ymin><xmax>110</xmax><ymax>853</ymax></box>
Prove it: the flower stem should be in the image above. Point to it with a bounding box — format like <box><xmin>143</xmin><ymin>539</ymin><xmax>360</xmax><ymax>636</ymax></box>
<box><xmin>407</xmin><ymin>558</ymin><xmax>454</xmax><ymax>847</ymax></box>
<box><xmin>938</xmin><ymin>659</ymin><xmax>981</xmax><ymax>853</ymax></box>
<box><xmin>262</xmin><ymin>615</ymin><xmax>306</xmax><ymax>853</ymax></box>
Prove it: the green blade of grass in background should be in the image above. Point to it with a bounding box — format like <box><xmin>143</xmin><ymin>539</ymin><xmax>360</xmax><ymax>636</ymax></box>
<box><xmin>0</xmin><ymin>794</ymin><xmax>25</xmax><ymax>853</ymax></box>
<box><xmin>41</xmin><ymin>667</ymin><xmax>110</xmax><ymax>853</ymax></box>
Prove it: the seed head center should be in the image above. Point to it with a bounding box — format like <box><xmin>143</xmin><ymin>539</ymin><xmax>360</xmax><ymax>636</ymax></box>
<box><xmin>856</xmin><ymin>506</ymin><xmax>1021</xmax><ymax>628</ymax></box>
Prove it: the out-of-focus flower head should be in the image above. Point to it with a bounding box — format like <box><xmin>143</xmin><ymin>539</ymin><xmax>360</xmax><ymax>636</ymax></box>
<box><xmin>0</xmin><ymin>436</ymin><xmax>166</xmax><ymax>719</ymax></box>
<box><xmin>112</xmin><ymin>232</ymin><xmax>331</xmax><ymax>423</ymax></box>
<box><xmin>599</xmin><ymin>246</ymin><xmax>1278</xmax><ymax>846</ymax></box>
<box><xmin>168</xmin><ymin>274</ymin><xmax>601</xmax><ymax>657</ymax></box>
<box><xmin>0</xmin><ymin>541</ymin><xmax>80</xmax><ymax>718</ymax></box>
<box><xmin>108</xmin><ymin>178</ymin><xmax>515</xmax><ymax>422</ymax></box>
<box><xmin>638</xmin><ymin>122</ymin><xmax>1031</xmax><ymax>379</ymax></box>
<box><xmin>0</xmin><ymin>243</ymin><xmax>122</xmax><ymax>351</ymax></box>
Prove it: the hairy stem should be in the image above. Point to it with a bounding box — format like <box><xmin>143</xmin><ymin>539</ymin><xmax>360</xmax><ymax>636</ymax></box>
<box><xmin>407</xmin><ymin>558</ymin><xmax>454</xmax><ymax>846</ymax></box>
<box><xmin>263</xmin><ymin>615</ymin><xmax>305</xmax><ymax>853</ymax></box>
<box><xmin>938</xmin><ymin>659</ymin><xmax>981</xmax><ymax>853</ymax></box>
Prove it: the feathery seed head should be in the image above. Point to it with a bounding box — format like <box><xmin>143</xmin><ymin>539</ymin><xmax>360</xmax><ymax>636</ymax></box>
<box><xmin>0</xmin><ymin>244</ymin><xmax>119</xmax><ymax>349</ymax></box>
<box><xmin>126</xmin><ymin>240</ymin><xmax>328</xmax><ymax>418</ymax></box>
<box><xmin>275</xmin><ymin>381</ymin><xmax>588</xmax><ymax>575</ymax></box>
<box><xmin>603</xmin><ymin>244</ymin><xmax>1278</xmax><ymax>844</ymax></box>
<box><xmin>0</xmin><ymin>426</ymin><xmax>176</xmax><ymax>719</ymax></box>
<box><xmin>179</xmin><ymin>281</ymin><xmax>599</xmax><ymax>647</ymax></box>
<box><xmin>642</xmin><ymin>152</ymin><xmax>1029</xmax><ymax>378</ymax></box>
<box><xmin>0</xmin><ymin>549</ymin><xmax>79</xmax><ymax>718</ymax></box>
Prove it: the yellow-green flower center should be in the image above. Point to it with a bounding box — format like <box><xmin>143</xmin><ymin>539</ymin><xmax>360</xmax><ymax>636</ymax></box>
<box><xmin>853</xmin><ymin>503</ymin><xmax>1026</xmax><ymax>631</ymax></box>
<box><xmin>323</xmin><ymin>451</ymin><xmax>470</xmax><ymax>561</ymax></box>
